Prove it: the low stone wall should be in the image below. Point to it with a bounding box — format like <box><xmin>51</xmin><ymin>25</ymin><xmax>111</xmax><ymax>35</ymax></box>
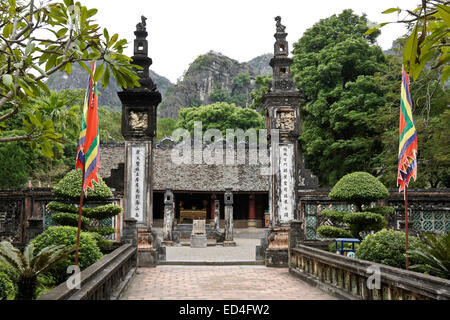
<box><xmin>289</xmin><ymin>244</ymin><xmax>450</xmax><ymax>300</ymax></box>
<box><xmin>38</xmin><ymin>243</ymin><xmax>137</xmax><ymax>300</ymax></box>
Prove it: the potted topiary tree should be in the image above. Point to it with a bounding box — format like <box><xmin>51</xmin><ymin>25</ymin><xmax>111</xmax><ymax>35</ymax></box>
<box><xmin>318</xmin><ymin>172</ymin><xmax>394</xmax><ymax>240</ymax></box>
<box><xmin>47</xmin><ymin>169</ymin><xmax>122</xmax><ymax>252</ymax></box>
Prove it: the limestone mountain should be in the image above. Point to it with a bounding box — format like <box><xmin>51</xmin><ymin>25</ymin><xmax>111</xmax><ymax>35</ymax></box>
<box><xmin>158</xmin><ymin>51</ymin><xmax>273</xmax><ymax>118</ymax></box>
<box><xmin>46</xmin><ymin>63</ymin><xmax>172</xmax><ymax>110</ymax></box>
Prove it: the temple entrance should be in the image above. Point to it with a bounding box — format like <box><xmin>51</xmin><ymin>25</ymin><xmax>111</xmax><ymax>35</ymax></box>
<box><xmin>152</xmin><ymin>191</ymin><xmax>268</xmax><ymax>228</ymax></box>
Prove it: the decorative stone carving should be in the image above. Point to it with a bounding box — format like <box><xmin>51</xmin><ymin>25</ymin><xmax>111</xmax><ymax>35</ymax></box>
<box><xmin>276</xmin><ymin>110</ymin><xmax>295</xmax><ymax>131</ymax></box>
<box><xmin>129</xmin><ymin>111</ymin><xmax>148</xmax><ymax>130</ymax></box>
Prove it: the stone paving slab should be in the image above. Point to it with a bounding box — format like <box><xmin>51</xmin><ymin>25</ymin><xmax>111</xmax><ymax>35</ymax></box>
<box><xmin>166</xmin><ymin>239</ymin><xmax>260</xmax><ymax>262</ymax></box>
<box><xmin>121</xmin><ymin>266</ymin><xmax>337</xmax><ymax>300</ymax></box>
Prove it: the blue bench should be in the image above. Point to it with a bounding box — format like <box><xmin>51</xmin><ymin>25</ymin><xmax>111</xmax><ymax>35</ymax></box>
<box><xmin>335</xmin><ymin>238</ymin><xmax>360</xmax><ymax>256</ymax></box>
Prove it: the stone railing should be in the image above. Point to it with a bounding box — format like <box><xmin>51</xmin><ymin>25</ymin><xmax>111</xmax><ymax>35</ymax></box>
<box><xmin>38</xmin><ymin>243</ymin><xmax>137</xmax><ymax>300</ymax></box>
<box><xmin>289</xmin><ymin>244</ymin><xmax>450</xmax><ymax>300</ymax></box>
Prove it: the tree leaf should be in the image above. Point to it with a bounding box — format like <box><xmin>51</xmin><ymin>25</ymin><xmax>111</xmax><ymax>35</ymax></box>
<box><xmin>93</xmin><ymin>63</ymin><xmax>104</xmax><ymax>83</ymax></box>
<box><xmin>78</xmin><ymin>61</ymin><xmax>94</xmax><ymax>78</ymax></box>
<box><xmin>2</xmin><ymin>74</ymin><xmax>13</xmax><ymax>87</ymax></box>
<box><xmin>382</xmin><ymin>8</ymin><xmax>401</xmax><ymax>14</ymax></box>
<box><xmin>436</xmin><ymin>4</ymin><xmax>450</xmax><ymax>28</ymax></box>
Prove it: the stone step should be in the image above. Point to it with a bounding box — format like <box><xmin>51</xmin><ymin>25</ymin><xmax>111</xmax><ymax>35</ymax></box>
<box><xmin>158</xmin><ymin>260</ymin><xmax>264</xmax><ymax>266</ymax></box>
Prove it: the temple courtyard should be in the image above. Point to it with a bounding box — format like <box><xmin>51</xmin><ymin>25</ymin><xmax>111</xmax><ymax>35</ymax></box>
<box><xmin>121</xmin><ymin>266</ymin><xmax>336</xmax><ymax>300</ymax></box>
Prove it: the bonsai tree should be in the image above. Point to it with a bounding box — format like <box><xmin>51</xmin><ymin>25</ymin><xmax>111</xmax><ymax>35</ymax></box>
<box><xmin>318</xmin><ymin>172</ymin><xmax>393</xmax><ymax>240</ymax></box>
<box><xmin>0</xmin><ymin>241</ymin><xmax>74</xmax><ymax>300</ymax></box>
<box><xmin>47</xmin><ymin>169</ymin><xmax>122</xmax><ymax>250</ymax></box>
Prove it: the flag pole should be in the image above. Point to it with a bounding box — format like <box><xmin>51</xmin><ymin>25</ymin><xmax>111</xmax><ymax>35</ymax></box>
<box><xmin>74</xmin><ymin>169</ymin><xmax>85</xmax><ymax>266</ymax></box>
<box><xmin>405</xmin><ymin>185</ymin><xmax>409</xmax><ymax>270</ymax></box>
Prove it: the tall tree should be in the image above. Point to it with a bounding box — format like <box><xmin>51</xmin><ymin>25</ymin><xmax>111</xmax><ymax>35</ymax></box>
<box><xmin>291</xmin><ymin>9</ymin><xmax>388</xmax><ymax>186</ymax></box>
<box><xmin>0</xmin><ymin>0</ymin><xmax>140</xmax><ymax>155</ymax></box>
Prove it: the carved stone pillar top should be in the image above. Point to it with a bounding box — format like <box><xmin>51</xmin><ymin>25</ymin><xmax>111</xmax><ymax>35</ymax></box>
<box><xmin>224</xmin><ymin>188</ymin><xmax>233</xmax><ymax>205</ymax></box>
<box><xmin>164</xmin><ymin>189</ymin><xmax>174</xmax><ymax>205</ymax></box>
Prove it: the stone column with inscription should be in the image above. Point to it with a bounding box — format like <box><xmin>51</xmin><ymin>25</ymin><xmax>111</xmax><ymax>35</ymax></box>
<box><xmin>223</xmin><ymin>189</ymin><xmax>236</xmax><ymax>246</ymax></box>
<box><xmin>262</xmin><ymin>16</ymin><xmax>302</xmax><ymax>267</ymax></box>
<box><xmin>163</xmin><ymin>189</ymin><xmax>174</xmax><ymax>242</ymax></box>
<box><xmin>118</xmin><ymin>16</ymin><xmax>161</xmax><ymax>266</ymax></box>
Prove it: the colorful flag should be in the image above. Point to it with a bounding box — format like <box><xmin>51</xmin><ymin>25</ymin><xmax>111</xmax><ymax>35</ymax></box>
<box><xmin>397</xmin><ymin>65</ymin><xmax>418</xmax><ymax>192</ymax></box>
<box><xmin>75</xmin><ymin>62</ymin><xmax>100</xmax><ymax>193</ymax></box>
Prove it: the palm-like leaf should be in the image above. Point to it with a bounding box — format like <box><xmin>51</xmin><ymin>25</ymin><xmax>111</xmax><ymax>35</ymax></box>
<box><xmin>409</xmin><ymin>233</ymin><xmax>450</xmax><ymax>279</ymax></box>
<box><xmin>0</xmin><ymin>241</ymin><xmax>24</xmax><ymax>273</ymax></box>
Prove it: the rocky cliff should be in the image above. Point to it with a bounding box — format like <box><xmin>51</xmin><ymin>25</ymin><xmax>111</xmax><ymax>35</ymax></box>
<box><xmin>46</xmin><ymin>63</ymin><xmax>172</xmax><ymax>110</ymax></box>
<box><xmin>158</xmin><ymin>52</ymin><xmax>273</xmax><ymax>118</ymax></box>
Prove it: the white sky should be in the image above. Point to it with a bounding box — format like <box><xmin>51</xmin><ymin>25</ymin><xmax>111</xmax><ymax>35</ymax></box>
<box><xmin>87</xmin><ymin>0</ymin><xmax>415</xmax><ymax>83</ymax></box>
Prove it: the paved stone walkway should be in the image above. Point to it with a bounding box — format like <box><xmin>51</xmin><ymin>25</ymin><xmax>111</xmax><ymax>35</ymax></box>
<box><xmin>166</xmin><ymin>239</ymin><xmax>260</xmax><ymax>262</ymax></box>
<box><xmin>121</xmin><ymin>266</ymin><xmax>337</xmax><ymax>300</ymax></box>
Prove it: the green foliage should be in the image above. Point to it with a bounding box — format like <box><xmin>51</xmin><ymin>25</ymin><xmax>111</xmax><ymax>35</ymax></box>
<box><xmin>321</xmin><ymin>209</ymin><xmax>347</xmax><ymax>223</ymax></box>
<box><xmin>343</xmin><ymin>212</ymin><xmax>387</xmax><ymax>238</ymax></box>
<box><xmin>0</xmin><ymin>241</ymin><xmax>75</xmax><ymax>299</ymax></box>
<box><xmin>156</xmin><ymin>118</ymin><xmax>180</xmax><ymax>140</ymax></box>
<box><xmin>99</xmin><ymin>108</ymin><xmax>124</xmax><ymax>143</ymax></box>
<box><xmin>51</xmin><ymin>212</ymin><xmax>90</xmax><ymax>230</ymax></box>
<box><xmin>365</xmin><ymin>206</ymin><xmax>395</xmax><ymax>216</ymax></box>
<box><xmin>210</xmin><ymin>88</ymin><xmax>232</xmax><ymax>104</ymax></box>
<box><xmin>356</xmin><ymin>229</ymin><xmax>418</xmax><ymax>269</ymax></box>
<box><xmin>87</xmin><ymin>232</ymin><xmax>113</xmax><ymax>253</ymax></box>
<box><xmin>83</xmin><ymin>204</ymin><xmax>122</xmax><ymax>220</ymax></box>
<box><xmin>291</xmin><ymin>10</ymin><xmax>387</xmax><ymax>186</ymax></box>
<box><xmin>329</xmin><ymin>172</ymin><xmax>389</xmax><ymax>208</ymax></box>
<box><xmin>189</xmin><ymin>54</ymin><xmax>215</xmax><ymax>72</ymax></box>
<box><xmin>0</xmin><ymin>0</ymin><xmax>140</xmax><ymax>150</ymax></box>
<box><xmin>47</xmin><ymin>201</ymin><xmax>78</xmax><ymax>214</ymax></box>
<box><xmin>0</xmin><ymin>142</ymin><xmax>30</xmax><ymax>188</ymax></box>
<box><xmin>366</xmin><ymin>1</ymin><xmax>449</xmax><ymax>83</ymax></box>
<box><xmin>89</xmin><ymin>227</ymin><xmax>116</xmax><ymax>236</ymax></box>
<box><xmin>178</xmin><ymin>102</ymin><xmax>265</xmax><ymax>136</ymax></box>
<box><xmin>317</xmin><ymin>225</ymin><xmax>352</xmax><ymax>238</ymax></box>
<box><xmin>249</xmin><ymin>75</ymin><xmax>271</xmax><ymax>112</ymax></box>
<box><xmin>0</xmin><ymin>271</ymin><xmax>15</xmax><ymax>300</ymax></box>
<box><xmin>52</xmin><ymin>169</ymin><xmax>113</xmax><ymax>201</ymax></box>
<box><xmin>409</xmin><ymin>233</ymin><xmax>450</xmax><ymax>279</ymax></box>
<box><xmin>31</xmin><ymin>226</ymin><xmax>102</xmax><ymax>284</ymax></box>
<box><xmin>35</xmin><ymin>273</ymin><xmax>57</xmax><ymax>299</ymax></box>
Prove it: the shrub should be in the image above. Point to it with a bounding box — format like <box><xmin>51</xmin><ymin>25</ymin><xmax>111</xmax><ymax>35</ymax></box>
<box><xmin>409</xmin><ymin>232</ymin><xmax>450</xmax><ymax>279</ymax></box>
<box><xmin>52</xmin><ymin>213</ymin><xmax>90</xmax><ymax>230</ymax></box>
<box><xmin>321</xmin><ymin>209</ymin><xmax>347</xmax><ymax>223</ymax></box>
<box><xmin>344</xmin><ymin>212</ymin><xmax>387</xmax><ymax>238</ymax></box>
<box><xmin>317</xmin><ymin>225</ymin><xmax>352</xmax><ymax>238</ymax></box>
<box><xmin>31</xmin><ymin>226</ymin><xmax>102</xmax><ymax>283</ymax></box>
<box><xmin>89</xmin><ymin>227</ymin><xmax>116</xmax><ymax>236</ymax></box>
<box><xmin>52</xmin><ymin>169</ymin><xmax>113</xmax><ymax>201</ymax></box>
<box><xmin>47</xmin><ymin>201</ymin><xmax>78</xmax><ymax>214</ymax></box>
<box><xmin>365</xmin><ymin>206</ymin><xmax>395</xmax><ymax>216</ymax></box>
<box><xmin>0</xmin><ymin>271</ymin><xmax>15</xmax><ymax>300</ymax></box>
<box><xmin>356</xmin><ymin>229</ymin><xmax>418</xmax><ymax>269</ymax></box>
<box><xmin>87</xmin><ymin>232</ymin><xmax>113</xmax><ymax>253</ymax></box>
<box><xmin>329</xmin><ymin>172</ymin><xmax>389</xmax><ymax>209</ymax></box>
<box><xmin>84</xmin><ymin>204</ymin><xmax>122</xmax><ymax>220</ymax></box>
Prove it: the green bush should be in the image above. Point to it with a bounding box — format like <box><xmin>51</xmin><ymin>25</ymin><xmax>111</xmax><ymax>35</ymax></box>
<box><xmin>89</xmin><ymin>227</ymin><xmax>116</xmax><ymax>236</ymax></box>
<box><xmin>321</xmin><ymin>209</ymin><xmax>347</xmax><ymax>223</ymax></box>
<box><xmin>31</xmin><ymin>226</ymin><xmax>102</xmax><ymax>283</ymax></box>
<box><xmin>84</xmin><ymin>204</ymin><xmax>122</xmax><ymax>220</ymax></box>
<box><xmin>344</xmin><ymin>212</ymin><xmax>387</xmax><ymax>238</ymax></box>
<box><xmin>356</xmin><ymin>229</ymin><xmax>418</xmax><ymax>269</ymax></box>
<box><xmin>87</xmin><ymin>232</ymin><xmax>113</xmax><ymax>253</ymax></box>
<box><xmin>329</xmin><ymin>172</ymin><xmax>389</xmax><ymax>209</ymax></box>
<box><xmin>0</xmin><ymin>271</ymin><xmax>15</xmax><ymax>300</ymax></box>
<box><xmin>317</xmin><ymin>225</ymin><xmax>352</xmax><ymax>238</ymax></box>
<box><xmin>52</xmin><ymin>169</ymin><xmax>113</xmax><ymax>201</ymax></box>
<box><xmin>47</xmin><ymin>201</ymin><xmax>78</xmax><ymax>214</ymax></box>
<box><xmin>365</xmin><ymin>206</ymin><xmax>395</xmax><ymax>216</ymax></box>
<box><xmin>52</xmin><ymin>212</ymin><xmax>90</xmax><ymax>230</ymax></box>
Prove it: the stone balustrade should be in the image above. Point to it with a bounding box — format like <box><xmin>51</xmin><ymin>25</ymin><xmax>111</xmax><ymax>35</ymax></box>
<box><xmin>38</xmin><ymin>243</ymin><xmax>137</xmax><ymax>300</ymax></box>
<box><xmin>289</xmin><ymin>244</ymin><xmax>450</xmax><ymax>300</ymax></box>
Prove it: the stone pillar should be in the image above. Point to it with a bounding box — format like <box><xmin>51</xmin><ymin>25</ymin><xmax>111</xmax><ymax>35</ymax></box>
<box><xmin>247</xmin><ymin>194</ymin><xmax>257</xmax><ymax>228</ymax></box>
<box><xmin>122</xmin><ymin>218</ymin><xmax>138</xmax><ymax>247</ymax></box>
<box><xmin>223</xmin><ymin>188</ymin><xmax>236</xmax><ymax>246</ymax></box>
<box><xmin>210</xmin><ymin>194</ymin><xmax>216</xmax><ymax>227</ymax></box>
<box><xmin>263</xmin><ymin>16</ymin><xmax>302</xmax><ymax>267</ymax></box>
<box><xmin>288</xmin><ymin>220</ymin><xmax>305</xmax><ymax>268</ymax></box>
<box><xmin>162</xmin><ymin>190</ymin><xmax>174</xmax><ymax>242</ymax></box>
<box><xmin>25</xmin><ymin>217</ymin><xmax>43</xmax><ymax>243</ymax></box>
<box><xmin>214</xmin><ymin>200</ymin><xmax>220</xmax><ymax>231</ymax></box>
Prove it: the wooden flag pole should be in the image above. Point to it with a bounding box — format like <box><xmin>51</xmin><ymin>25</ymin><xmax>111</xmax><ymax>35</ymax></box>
<box><xmin>405</xmin><ymin>185</ymin><xmax>409</xmax><ymax>270</ymax></box>
<box><xmin>74</xmin><ymin>169</ymin><xmax>86</xmax><ymax>266</ymax></box>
